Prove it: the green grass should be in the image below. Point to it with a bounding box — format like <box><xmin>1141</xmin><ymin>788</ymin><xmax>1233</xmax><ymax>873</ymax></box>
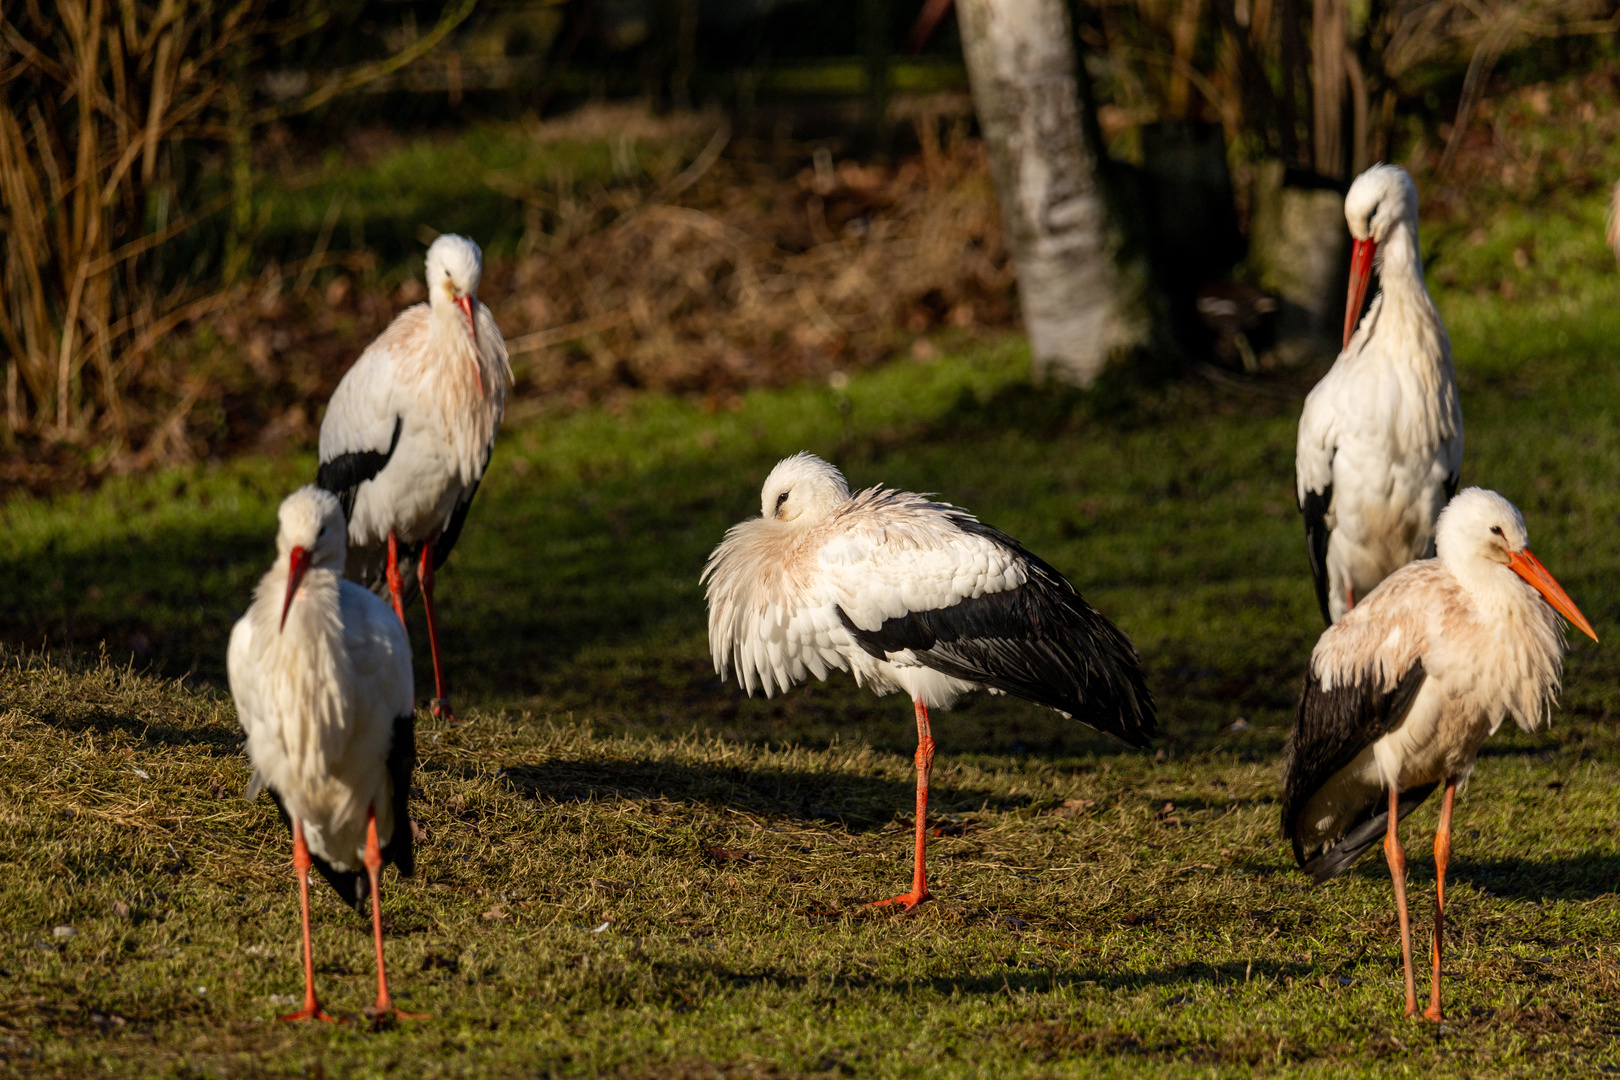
<box><xmin>7</xmin><ymin>212</ymin><xmax>1620</xmax><ymax>1074</ymax></box>
<box><xmin>250</xmin><ymin>117</ymin><xmax>713</xmax><ymax>274</ymax></box>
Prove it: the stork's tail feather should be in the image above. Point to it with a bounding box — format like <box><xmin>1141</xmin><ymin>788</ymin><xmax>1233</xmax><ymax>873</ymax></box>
<box><xmin>1295</xmin><ymin>781</ymin><xmax>1439</xmax><ymax>883</ymax></box>
<box><xmin>307</xmin><ymin>855</ymin><xmax>368</xmax><ymax>913</ymax></box>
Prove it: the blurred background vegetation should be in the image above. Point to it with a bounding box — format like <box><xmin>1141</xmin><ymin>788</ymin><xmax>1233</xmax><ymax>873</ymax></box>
<box><xmin>3</xmin><ymin>0</ymin><xmax>1620</xmax><ymax>492</ymax></box>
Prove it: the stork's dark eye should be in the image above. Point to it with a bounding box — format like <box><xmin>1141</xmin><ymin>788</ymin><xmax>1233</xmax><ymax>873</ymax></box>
<box><xmin>1490</xmin><ymin>526</ymin><xmax>1504</xmax><ymax>536</ymax></box>
<box><xmin>775</xmin><ymin>491</ymin><xmax>790</xmax><ymax>511</ymax></box>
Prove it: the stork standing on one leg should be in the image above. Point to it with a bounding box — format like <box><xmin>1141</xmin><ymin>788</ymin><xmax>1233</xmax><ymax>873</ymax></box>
<box><xmin>228</xmin><ymin>487</ymin><xmax>421</xmax><ymax>1022</ymax></box>
<box><xmin>317</xmin><ymin>233</ymin><xmax>511</xmax><ymax>720</ymax></box>
<box><xmin>1282</xmin><ymin>488</ymin><xmax>1597</xmax><ymax>1022</ymax></box>
<box><xmin>703</xmin><ymin>453</ymin><xmax>1156</xmax><ymax>909</ymax></box>
<box><xmin>1296</xmin><ymin>164</ymin><xmax>1463</xmax><ymax>625</ymax></box>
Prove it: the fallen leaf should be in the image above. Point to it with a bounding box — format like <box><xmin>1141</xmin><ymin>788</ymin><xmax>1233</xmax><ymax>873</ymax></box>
<box><xmin>706</xmin><ymin>847</ymin><xmax>755</xmax><ymax>865</ymax></box>
<box><xmin>481</xmin><ymin>905</ymin><xmax>508</xmax><ymax>922</ymax></box>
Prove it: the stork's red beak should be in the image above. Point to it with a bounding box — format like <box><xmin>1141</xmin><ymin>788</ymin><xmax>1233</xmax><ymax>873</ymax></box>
<box><xmin>280</xmin><ymin>546</ymin><xmax>310</xmax><ymax>632</ymax></box>
<box><xmin>1343</xmin><ymin>238</ymin><xmax>1377</xmax><ymax>349</ymax></box>
<box><xmin>1508</xmin><ymin>547</ymin><xmax>1599</xmax><ymax>642</ymax></box>
<box><xmin>455</xmin><ymin>294</ymin><xmax>485</xmax><ymax>395</ymax></box>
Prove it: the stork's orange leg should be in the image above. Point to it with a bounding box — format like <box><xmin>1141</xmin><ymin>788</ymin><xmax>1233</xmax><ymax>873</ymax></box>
<box><xmin>1384</xmin><ymin>784</ymin><xmax>1418</xmax><ymax>1017</ymax></box>
<box><xmin>280</xmin><ymin>820</ymin><xmax>335</xmax><ymax>1022</ymax></box>
<box><xmin>868</xmin><ymin>699</ymin><xmax>935</xmax><ymax>911</ymax></box>
<box><xmin>363</xmin><ymin>805</ymin><xmax>427</xmax><ymax>1022</ymax></box>
<box><xmin>385</xmin><ymin>531</ymin><xmax>407</xmax><ymax>624</ymax></box>
<box><xmin>417</xmin><ymin>538</ymin><xmax>453</xmax><ymax>721</ymax></box>
<box><xmin>1424</xmin><ymin>778</ymin><xmax>1457</xmax><ymax>1023</ymax></box>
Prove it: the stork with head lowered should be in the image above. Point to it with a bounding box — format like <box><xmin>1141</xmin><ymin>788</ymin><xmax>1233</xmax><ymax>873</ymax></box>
<box><xmin>228</xmin><ymin>487</ymin><xmax>422</xmax><ymax>1022</ymax></box>
<box><xmin>704</xmin><ymin>453</ymin><xmax>1156</xmax><ymax>910</ymax></box>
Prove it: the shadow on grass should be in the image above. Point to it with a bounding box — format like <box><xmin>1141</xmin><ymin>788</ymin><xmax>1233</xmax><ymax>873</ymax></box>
<box><xmin>494</xmin><ymin>758</ymin><xmax>1035</xmax><ymax>831</ymax></box>
<box><xmin>1460</xmin><ymin>855</ymin><xmax>1620</xmax><ymax>902</ymax></box>
<box><xmin>27</xmin><ymin>703</ymin><xmax>241</xmax><ymax>754</ymax></box>
<box><xmin>643</xmin><ymin>956</ymin><xmax>1318</xmax><ymax>999</ymax></box>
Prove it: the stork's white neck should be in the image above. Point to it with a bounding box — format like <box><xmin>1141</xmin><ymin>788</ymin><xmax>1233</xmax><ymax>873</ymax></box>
<box><xmin>1376</xmin><ymin>218</ymin><xmax>1425</xmax><ymax>297</ymax></box>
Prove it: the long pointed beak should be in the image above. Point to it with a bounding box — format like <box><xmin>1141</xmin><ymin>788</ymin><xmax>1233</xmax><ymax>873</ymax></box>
<box><xmin>280</xmin><ymin>546</ymin><xmax>310</xmax><ymax>633</ymax></box>
<box><xmin>1508</xmin><ymin>547</ymin><xmax>1599</xmax><ymax>642</ymax></box>
<box><xmin>1343</xmin><ymin>237</ymin><xmax>1377</xmax><ymax>349</ymax></box>
<box><xmin>455</xmin><ymin>294</ymin><xmax>485</xmax><ymax>395</ymax></box>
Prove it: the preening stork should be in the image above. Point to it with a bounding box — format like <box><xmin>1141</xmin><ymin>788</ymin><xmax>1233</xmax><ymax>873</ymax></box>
<box><xmin>1282</xmin><ymin>488</ymin><xmax>1597</xmax><ymax>1022</ymax></box>
<box><xmin>703</xmin><ymin>453</ymin><xmax>1156</xmax><ymax>909</ymax></box>
<box><xmin>317</xmin><ymin>233</ymin><xmax>512</xmax><ymax>721</ymax></box>
<box><xmin>1296</xmin><ymin>164</ymin><xmax>1463</xmax><ymax>625</ymax></box>
<box><xmin>228</xmin><ymin>487</ymin><xmax>420</xmax><ymax>1022</ymax></box>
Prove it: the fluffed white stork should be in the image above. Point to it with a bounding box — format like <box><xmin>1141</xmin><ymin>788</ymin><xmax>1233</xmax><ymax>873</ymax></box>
<box><xmin>1282</xmin><ymin>487</ymin><xmax>1597</xmax><ymax>1022</ymax></box>
<box><xmin>317</xmin><ymin>233</ymin><xmax>512</xmax><ymax>721</ymax></box>
<box><xmin>228</xmin><ymin>487</ymin><xmax>421</xmax><ymax>1022</ymax></box>
<box><xmin>1296</xmin><ymin>164</ymin><xmax>1464</xmax><ymax>625</ymax></box>
<box><xmin>703</xmin><ymin>453</ymin><xmax>1156</xmax><ymax>910</ymax></box>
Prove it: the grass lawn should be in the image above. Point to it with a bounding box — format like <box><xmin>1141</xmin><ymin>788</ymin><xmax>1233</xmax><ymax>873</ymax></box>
<box><xmin>6</xmin><ymin>223</ymin><xmax>1620</xmax><ymax>1074</ymax></box>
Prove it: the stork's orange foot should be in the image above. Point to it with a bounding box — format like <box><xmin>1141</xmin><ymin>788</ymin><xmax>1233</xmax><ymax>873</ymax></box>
<box><xmin>430</xmin><ymin>698</ymin><xmax>456</xmax><ymax>722</ymax></box>
<box><xmin>279</xmin><ymin>1004</ymin><xmax>338</xmax><ymax>1023</ymax></box>
<box><xmin>866</xmin><ymin>889</ymin><xmax>931</xmax><ymax>911</ymax></box>
<box><xmin>364</xmin><ymin>1003</ymin><xmax>430</xmax><ymax>1025</ymax></box>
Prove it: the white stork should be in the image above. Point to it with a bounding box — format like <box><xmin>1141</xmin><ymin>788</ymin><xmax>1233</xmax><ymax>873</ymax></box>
<box><xmin>317</xmin><ymin>233</ymin><xmax>512</xmax><ymax>720</ymax></box>
<box><xmin>703</xmin><ymin>453</ymin><xmax>1156</xmax><ymax>909</ymax></box>
<box><xmin>1296</xmin><ymin>164</ymin><xmax>1463</xmax><ymax>625</ymax></box>
<box><xmin>228</xmin><ymin>487</ymin><xmax>421</xmax><ymax>1022</ymax></box>
<box><xmin>1282</xmin><ymin>487</ymin><xmax>1597</xmax><ymax>1022</ymax></box>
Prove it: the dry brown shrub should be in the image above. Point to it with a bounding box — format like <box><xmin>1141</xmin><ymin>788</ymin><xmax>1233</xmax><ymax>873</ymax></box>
<box><xmin>0</xmin><ymin>128</ymin><xmax>1014</xmax><ymax>494</ymax></box>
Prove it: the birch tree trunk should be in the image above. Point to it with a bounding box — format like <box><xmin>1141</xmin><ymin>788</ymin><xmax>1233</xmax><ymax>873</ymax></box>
<box><xmin>955</xmin><ymin>0</ymin><xmax>1154</xmax><ymax>386</ymax></box>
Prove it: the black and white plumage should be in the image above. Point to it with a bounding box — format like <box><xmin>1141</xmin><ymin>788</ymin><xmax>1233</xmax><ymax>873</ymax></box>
<box><xmin>227</xmin><ymin>486</ymin><xmax>419</xmax><ymax>1022</ymax></box>
<box><xmin>316</xmin><ymin>233</ymin><xmax>512</xmax><ymax>720</ymax></box>
<box><xmin>1296</xmin><ymin>164</ymin><xmax>1463</xmax><ymax>625</ymax></box>
<box><xmin>703</xmin><ymin>452</ymin><xmax>1155</xmax><ymax>909</ymax></box>
<box><xmin>1281</xmin><ymin>488</ymin><xmax>1597</xmax><ymax>1022</ymax></box>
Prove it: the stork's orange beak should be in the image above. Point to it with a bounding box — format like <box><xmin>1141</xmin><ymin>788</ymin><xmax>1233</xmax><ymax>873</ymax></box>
<box><xmin>281</xmin><ymin>546</ymin><xmax>309</xmax><ymax>632</ymax></box>
<box><xmin>455</xmin><ymin>295</ymin><xmax>476</xmax><ymax>341</ymax></box>
<box><xmin>1343</xmin><ymin>237</ymin><xmax>1377</xmax><ymax>349</ymax></box>
<box><xmin>1508</xmin><ymin>547</ymin><xmax>1598</xmax><ymax>642</ymax></box>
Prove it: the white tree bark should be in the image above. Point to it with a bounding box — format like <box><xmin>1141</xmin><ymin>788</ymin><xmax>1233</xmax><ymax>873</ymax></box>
<box><xmin>956</xmin><ymin>0</ymin><xmax>1151</xmax><ymax>386</ymax></box>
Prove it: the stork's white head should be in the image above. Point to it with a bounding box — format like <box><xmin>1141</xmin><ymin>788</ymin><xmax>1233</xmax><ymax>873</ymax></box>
<box><xmin>1344</xmin><ymin>164</ymin><xmax>1418</xmax><ymax>244</ymax></box>
<box><xmin>1436</xmin><ymin>487</ymin><xmax>1597</xmax><ymax>641</ymax></box>
<box><xmin>425</xmin><ymin>233</ymin><xmax>483</xmax><ymax>341</ymax></box>
<box><xmin>759</xmin><ymin>452</ymin><xmax>850</xmax><ymax>527</ymax></box>
<box><xmin>1340</xmin><ymin>165</ymin><xmax>1421</xmax><ymax>348</ymax></box>
<box><xmin>275</xmin><ymin>486</ymin><xmax>347</xmax><ymax>631</ymax></box>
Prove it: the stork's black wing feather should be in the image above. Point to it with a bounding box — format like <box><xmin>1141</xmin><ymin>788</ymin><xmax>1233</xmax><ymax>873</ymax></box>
<box><xmin>1300</xmin><ymin>483</ymin><xmax>1333</xmax><ymax>626</ymax></box>
<box><xmin>1281</xmin><ymin>660</ymin><xmax>1428</xmax><ymax>882</ymax></box>
<box><xmin>1444</xmin><ymin>472</ymin><xmax>1459</xmax><ymax>503</ymax></box>
<box><xmin>1299</xmin><ymin>782</ymin><xmax>1437</xmax><ymax>883</ymax></box>
<box><xmin>383</xmin><ymin>713</ymin><xmax>417</xmax><ymax>877</ymax></box>
<box><xmin>837</xmin><ymin>517</ymin><xmax>1156</xmax><ymax>749</ymax></box>
<box><xmin>431</xmin><ymin>439</ymin><xmax>494</xmax><ymax>571</ymax></box>
<box><xmin>316</xmin><ymin>415</ymin><xmax>403</xmax><ymax>522</ymax></box>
